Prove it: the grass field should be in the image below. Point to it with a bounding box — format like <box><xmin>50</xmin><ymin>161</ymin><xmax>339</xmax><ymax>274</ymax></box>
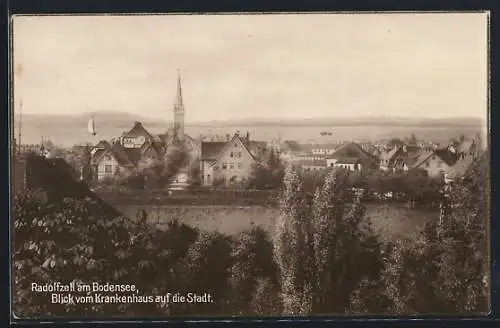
<box><xmin>115</xmin><ymin>203</ymin><xmax>439</xmax><ymax>243</ymax></box>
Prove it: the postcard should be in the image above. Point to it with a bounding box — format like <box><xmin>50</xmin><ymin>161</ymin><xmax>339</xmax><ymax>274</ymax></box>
<box><xmin>11</xmin><ymin>12</ymin><xmax>490</xmax><ymax>319</ymax></box>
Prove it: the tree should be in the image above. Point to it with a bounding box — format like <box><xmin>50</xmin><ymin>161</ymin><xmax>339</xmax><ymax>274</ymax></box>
<box><xmin>247</xmin><ymin>149</ymin><xmax>285</xmax><ymax>190</ymax></box>
<box><xmin>310</xmin><ymin>171</ymin><xmax>382</xmax><ymax>314</ymax></box>
<box><xmin>274</xmin><ymin>166</ymin><xmax>382</xmax><ymax>315</ymax></box>
<box><xmin>274</xmin><ymin>166</ymin><xmax>315</xmax><ymax>315</ymax></box>
<box><xmin>177</xmin><ymin>231</ymin><xmax>234</xmax><ymax>315</ymax></box>
<box><xmin>159</xmin><ymin>144</ymin><xmax>190</xmax><ymax>188</ymax></box>
<box><xmin>375</xmin><ymin>155</ymin><xmax>488</xmax><ymax>315</ymax></box>
<box><xmin>187</xmin><ymin>158</ymin><xmax>201</xmax><ymax>189</ymax></box>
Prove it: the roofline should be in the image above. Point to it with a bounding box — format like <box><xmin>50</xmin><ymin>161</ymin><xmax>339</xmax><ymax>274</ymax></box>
<box><xmin>215</xmin><ymin>134</ymin><xmax>256</xmax><ymax>164</ymax></box>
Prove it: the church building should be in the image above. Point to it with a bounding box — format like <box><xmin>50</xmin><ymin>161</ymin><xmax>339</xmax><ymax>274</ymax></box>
<box><xmin>91</xmin><ymin>70</ymin><xmax>201</xmax><ymax>186</ymax></box>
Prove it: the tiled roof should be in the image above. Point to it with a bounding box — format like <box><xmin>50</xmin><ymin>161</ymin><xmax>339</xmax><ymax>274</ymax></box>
<box><xmin>411</xmin><ymin>151</ymin><xmax>434</xmax><ymax>169</ymax></box>
<box><xmin>247</xmin><ymin>141</ymin><xmax>267</xmax><ymax>160</ymax></box>
<box><xmin>335</xmin><ymin>157</ymin><xmax>362</xmax><ymax>164</ymax></box>
<box><xmin>201</xmin><ymin>141</ymin><xmax>227</xmax><ymax>161</ymax></box>
<box><xmin>122</xmin><ymin>121</ymin><xmax>154</xmax><ymax>140</ymax></box>
<box><xmin>403</xmin><ymin>153</ymin><xmax>422</xmax><ymax>167</ymax></box>
<box><xmin>329</xmin><ymin>142</ymin><xmax>375</xmax><ymax>162</ymax></box>
<box><xmin>123</xmin><ymin>148</ymin><xmax>141</xmax><ymax>166</ymax></box>
<box><xmin>411</xmin><ymin>149</ymin><xmax>459</xmax><ymax>169</ymax></box>
<box><xmin>434</xmin><ymin>148</ymin><xmax>460</xmax><ymax>166</ymax></box>
<box><xmin>92</xmin><ymin>141</ymin><xmax>134</xmax><ymax>167</ymax></box>
<box><xmin>110</xmin><ymin>142</ymin><xmax>134</xmax><ymax>167</ymax></box>
<box><xmin>379</xmin><ymin>147</ymin><xmax>400</xmax><ymax>162</ymax></box>
<box><xmin>312</xmin><ymin>143</ymin><xmax>340</xmax><ymax>150</ymax></box>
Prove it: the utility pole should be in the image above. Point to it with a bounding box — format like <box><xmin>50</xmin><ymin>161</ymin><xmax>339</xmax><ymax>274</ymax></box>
<box><xmin>18</xmin><ymin>99</ymin><xmax>23</xmax><ymax>155</ymax></box>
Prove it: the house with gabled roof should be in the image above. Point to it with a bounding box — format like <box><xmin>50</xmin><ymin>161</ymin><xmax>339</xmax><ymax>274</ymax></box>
<box><xmin>410</xmin><ymin>148</ymin><xmax>460</xmax><ymax>178</ymax></box>
<box><xmin>91</xmin><ymin>140</ymin><xmax>135</xmax><ymax>180</ymax></box>
<box><xmin>379</xmin><ymin>143</ymin><xmax>422</xmax><ymax>172</ymax></box>
<box><xmin>91</xmin><ymin>120</ymin><xmax>167</xmax><ymax>180</ymax></box>
<box><xmin>200</xmin><ymin>132</ymin><xmax>266</xmax><ymax>186</ymax></box>
<box><xmin>326</xmin><ymin>142</ymin><xmax>377</xmax><ymax>170</ymax></box>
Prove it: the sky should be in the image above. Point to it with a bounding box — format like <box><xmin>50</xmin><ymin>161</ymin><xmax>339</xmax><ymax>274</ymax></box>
<box><xmin>12</xmin><ymin>13</ymin><xmax>489</xmax><ymax>123</ymax></box>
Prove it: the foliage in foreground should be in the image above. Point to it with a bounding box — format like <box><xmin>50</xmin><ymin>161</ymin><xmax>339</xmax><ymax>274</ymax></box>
<box><xmin>12</xmin><ymin>191</ymin><xmax>278</xmax><ymax>318</ymax></box>
<box><xmin>13</xmin><ymin>154</ymin><xmax>488</xmax><ymax>317</ymax></box>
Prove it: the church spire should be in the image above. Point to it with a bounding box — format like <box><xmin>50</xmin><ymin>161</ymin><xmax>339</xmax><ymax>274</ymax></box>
<box><xmin>173</xmin><ymin>68</ymin><xmax>185</xmax><ymax>141</ymax></box>
<box><xmin>174</xmin><ymin>68</ymin><xmax>184</xmax><ymax>111</ymax></box>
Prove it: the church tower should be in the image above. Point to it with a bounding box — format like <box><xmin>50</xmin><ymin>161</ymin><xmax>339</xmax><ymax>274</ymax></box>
<box><xmin>173</xmin><ymin>69</ymin><xmax>185</xmax><ymax>141</ymax></box>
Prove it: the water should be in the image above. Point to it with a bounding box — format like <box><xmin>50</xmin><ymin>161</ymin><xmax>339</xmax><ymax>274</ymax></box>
<box><xmin>18</xmin><ymin>122</ymin><xmax>482</xmax><ymax>148</ymax></box>
<box><xmin>115</xmin><ymin>203</ymin><xmax>439</xmax><ymax>243</ymax></box>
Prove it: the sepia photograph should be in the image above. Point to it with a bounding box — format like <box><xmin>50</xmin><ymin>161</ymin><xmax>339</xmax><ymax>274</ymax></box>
<box><xmin>11</xmin><ymin>12</ymin><xmax>490</xmax><ymax>319</ymax></box>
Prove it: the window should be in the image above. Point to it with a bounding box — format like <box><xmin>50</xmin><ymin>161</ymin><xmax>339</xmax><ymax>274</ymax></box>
<box><xmin>432</xmin><ymin>156</ymin><xmax>436</xmax><ymax>160</ymax></box>
<box><xmin>354</xmin><ymin>163</ymin><xmax>359</xmax><ymax>170</ymax></box>
<box><xmin>238</xmin><ymin>163</ymin><xmax>242</xmax><ymax>169</ymax></box>
<box><xmin>330</xmin><ymin>163</ymin><xmax>334</xmax><ymax>167</ymax></box>
<box><xmin>234</xmin><ymin>143</ymin><xmax>238</xmax><ymax>147</ymax></box>
<box><xmin>238</xmin><ymin>152</ymin><xmax>242</xmax><ymax>157</ymax></box>
<box><xmin>104</xmin><ymin>155</ymin><xmax>111</xmax><ymax>161</ymax></box>
<box><xmin>230</xmin><ymin>152</ymin><xmax>234</xmax><ymax>157</ymax></box>
<box><xmin>222</xmin><ymin>163</ymin><xmax>227</xmax><ymax>169</ymax></box>
<box><xmin>230</xmin><ymin>163</ymin><xmax>234</xmax><ymax>169</ymax></box>
<box><xmin>426</xmin><ymin>161</ymin><xmax>430</xmax><ymax>167</ymax></box>
<box><xmin>104</xmin><ymin>165</ymin><xmax>113</xmax><ymax>174</ymax></box>
<box><xmin>207</xmin><ymin>174</ymin><xmax>211</xmax><ymax>183</ymax></box>
<box><xmin>437</xmin><ymin>161</ymin><xmax>442</xmax><ymax>168</ymax></box>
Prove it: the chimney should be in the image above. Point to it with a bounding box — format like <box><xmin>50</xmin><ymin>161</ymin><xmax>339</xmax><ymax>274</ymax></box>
<box><xmin>134</xmin><ymin>121</ymin><xmax>141</xmax><ymax>127</ymax></box>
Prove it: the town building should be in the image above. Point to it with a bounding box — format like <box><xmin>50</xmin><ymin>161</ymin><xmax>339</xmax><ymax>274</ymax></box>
<box><xmin>326</xmin><ymin>142</ymin><xmax>377</xmax><ymax>170</ymax></box>
<box><xmin>379</xmin><ymin>144</ymin><xmax>422</xmax><ymax>172</ymax></box>
<box><xmin>311</xmin><ymin>143</ymin><xmax>341</xmax><ymax>156</ymax></box>
<box><xmin>410</xmin><ymin>149</ymin><xmax>459</xmax><ymax>178</ymax></box>
<box><xmin>331</xmin><ymin>157</ymin><xmax>363</xmax><ymax>171</ymax></box>
<box><xmin>200</xmin><ymin>132</ymin><xmax>267</xmax><ymax>186</ymax></box>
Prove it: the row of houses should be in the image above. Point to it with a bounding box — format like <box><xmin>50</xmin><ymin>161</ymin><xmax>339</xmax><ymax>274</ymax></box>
<box><xmin>88</xmin><ymin>120</ymin><xmax>270</xmax><ymax>188</ymax></box>
<box><xmin>86</xmin><ymin>118</ymin><xmax>481</xmax><ymax>188</ymax></box>
<box><xmin>278</xmin><ymin>135</ymin><xmax>481</xmax><ymax>183</ymax></box>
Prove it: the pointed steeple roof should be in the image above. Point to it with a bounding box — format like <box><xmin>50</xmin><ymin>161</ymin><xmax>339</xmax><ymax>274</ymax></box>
<box><xmin>174</xmin><ymin>68</ymin><xmax>184</xmax><ymax>111</ymax></box>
